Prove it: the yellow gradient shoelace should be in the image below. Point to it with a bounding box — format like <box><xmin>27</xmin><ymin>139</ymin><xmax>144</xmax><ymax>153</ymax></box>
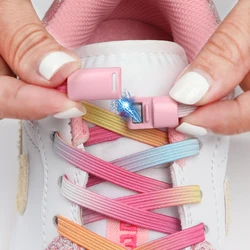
<box><xmin>82</xmin><ymin>101</ymin><xmax>169</xmax><ymax>147</ymax></box>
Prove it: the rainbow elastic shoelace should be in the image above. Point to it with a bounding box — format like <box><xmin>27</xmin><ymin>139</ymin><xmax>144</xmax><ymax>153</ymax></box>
<box><xmin>47</xmin><ymin>102</ymin><xmax>205</xmax><ymax>250</ymax></box>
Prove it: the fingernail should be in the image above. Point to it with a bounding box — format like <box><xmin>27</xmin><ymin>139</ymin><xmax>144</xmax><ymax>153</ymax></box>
<box><xmin>169</xmin><ymin>71</ymin><xmax>211</xmax><ymax>104</ymax></box>
<box><xmin>176</xmin><ymin>122</ymin><xmax>208</xmax><ymax>136</ymax></box>
<box><xmin>39</xmin><ymin>52</ymin><xmax>77</xmax><ymax>80</ymax></box>
<box><xmin>54</xmin><ymin>106</ymin><xmax>86</xmax><ymax>119</ymax></box>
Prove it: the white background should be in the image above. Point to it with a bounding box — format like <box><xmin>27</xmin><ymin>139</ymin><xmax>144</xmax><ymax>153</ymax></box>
<box><xmin>1</xmin><ymin>1</ymin><xmax>249</xmax><ymax>250</ymax></box>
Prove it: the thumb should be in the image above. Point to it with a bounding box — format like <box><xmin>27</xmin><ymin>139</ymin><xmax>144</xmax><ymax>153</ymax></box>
<box><xmin>0</xmin><ymin>0</ymin><xmax>81</xmax><ymax>87</ymax></box>
<box><xmin>169</xmin><ymin>0</ymin><xmax>250</xmax><ymax>105</ymax></box>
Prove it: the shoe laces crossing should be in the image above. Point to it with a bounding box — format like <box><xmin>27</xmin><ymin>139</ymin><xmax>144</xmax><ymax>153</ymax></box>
<box><xmin>47</xmin><ymin>103</ymin><xmax>205</xmax><ymax>250</ymax></box>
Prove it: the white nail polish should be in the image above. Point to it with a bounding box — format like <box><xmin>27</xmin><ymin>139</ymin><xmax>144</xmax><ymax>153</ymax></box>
<box><xmin>169</xmin><ymin>71</ymin><xmax>210</xmax><ymax>105</ymax></box>
<box><xmin>176</xmin><ymin>122</ymin><xmax>208</xmax><ymax>136</ymax></box>
<box><xmin>54</xmin><ymin>107</ymin><xmax>86</xmax><ymax>119</ymax></box>
<box><xmin>39</xmin><ymin>52</ymin><xmax>77</xmax><ymax>80</ymax></box>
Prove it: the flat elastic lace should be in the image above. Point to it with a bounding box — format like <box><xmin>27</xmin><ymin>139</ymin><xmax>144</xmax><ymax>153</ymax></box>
<box><xmin>47</xmin><ymin>103</ymin><xmax>205</xmax><ymax>250</ymax></box>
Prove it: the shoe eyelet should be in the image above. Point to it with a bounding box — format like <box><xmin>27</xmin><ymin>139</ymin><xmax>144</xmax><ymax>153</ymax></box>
<box><xmin>49</xmin><ymin>130</ymin><xmax>57</xmax><ymax>141</ymax></box>
<box><xmin>53</xmin><ymin>216</ymin><xmax>58</xmax><ymax>228</ymax></box>
<box><xmin>204</xmin><ymin>225</ymin><xmax>209</xmax><ymax>234</ymax></box>
<box><xmin>58</xmin><ymin>176</ymin><xmax>63</xmax><ymax>188</ymax></box>
<box><xmin>198</xmin><ymin>138</ymin><xmax>203</xmax><ymax>150</ymax></box>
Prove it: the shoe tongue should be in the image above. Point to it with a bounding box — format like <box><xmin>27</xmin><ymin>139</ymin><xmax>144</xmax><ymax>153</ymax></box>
<box><xmin>75</xmin><ymin>40</ymin><xmax>188</xmax><ymax>112</ymax></box>
<box><xmin>77</xmin><ymin>40</ymin><xmax>188</xmax><ymax>244</ymax></box>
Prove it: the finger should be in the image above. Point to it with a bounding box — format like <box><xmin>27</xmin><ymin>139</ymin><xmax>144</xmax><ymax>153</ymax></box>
<box><xmin>0</xmin><ymin>55</ymin><xmax>15</xmax><ymax>77</ymax></box>
<box><xmin>0</xmin><ymin>76</ymin><xmax>86</xmax><ymax>120</ymax></box>
<box><xmin>0</xmin><ymin>0</ymin><xmax>81</xmax><ymax>87</ymax></box>
<box><xmin>169</xmin><ymin>0</ymin><xmax>250</xmax><ymax>105</ymax></box>
<box><xmin>175</xmin><ymin>92</ymin><xmax>250</xmax><ymax>136</ymax></box>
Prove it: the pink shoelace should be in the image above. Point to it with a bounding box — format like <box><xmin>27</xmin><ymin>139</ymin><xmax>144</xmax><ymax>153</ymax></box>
<box><xmin>46</xmin><ymin>115</ymin><xmax>206</xmax><ymax>250</ymax></box>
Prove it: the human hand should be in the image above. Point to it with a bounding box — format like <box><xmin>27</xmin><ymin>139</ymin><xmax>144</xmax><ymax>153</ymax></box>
<box><xmin>0</xmin><ymin>0</ymin><xmax>85</xmax><ymax>120</ymax></box>
<box><xmin>169</xmin><ymin>0</ymin><xmax>250</xmax><ymax>136</ymax></box>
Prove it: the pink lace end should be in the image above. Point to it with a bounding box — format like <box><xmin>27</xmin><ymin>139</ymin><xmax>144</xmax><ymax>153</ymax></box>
<box><xmin>71</xmin><ymin>118</ymin><xmax>89</xmax><ymax>147</ymax></box>
<box><xmin>56</xmin><ymin>83</ymin><xmax>67</xmax><ymax>93</ymax></box>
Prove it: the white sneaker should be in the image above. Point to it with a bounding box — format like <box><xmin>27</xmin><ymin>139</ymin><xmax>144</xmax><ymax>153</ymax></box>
<box><xmin>11</xmin><ymin>1</ymin><xmax>230</xmax><ymax>250</ymax></box>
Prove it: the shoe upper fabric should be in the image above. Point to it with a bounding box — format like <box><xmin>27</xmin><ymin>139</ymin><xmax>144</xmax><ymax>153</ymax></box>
<box><xmin>43</xmin><ymin>0</ymin><xmax>219</xmax><ymax>61</ymax></box>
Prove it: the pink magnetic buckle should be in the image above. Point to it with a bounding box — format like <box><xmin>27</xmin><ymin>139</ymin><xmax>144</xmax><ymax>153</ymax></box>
<box><xmin>67</xmin><ymin>68</ymin><xmax>122</xmax><ymax>101</ymax></box>
<box><xmin>127</xmin><ymin>96</ymin><xmax>179</xmax><ymax>129</ymax></box>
